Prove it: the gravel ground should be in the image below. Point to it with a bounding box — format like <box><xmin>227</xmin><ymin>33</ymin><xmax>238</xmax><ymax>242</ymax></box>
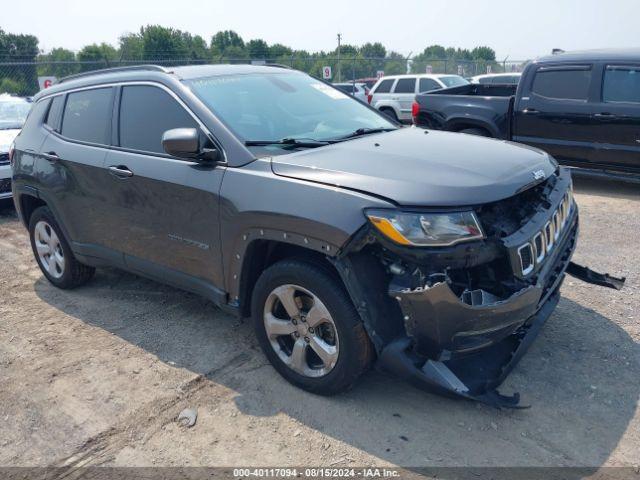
<box><xmin>0</xmin><ymin>174</ymin><xmax>638</xmax><ymax>472</ymax></box>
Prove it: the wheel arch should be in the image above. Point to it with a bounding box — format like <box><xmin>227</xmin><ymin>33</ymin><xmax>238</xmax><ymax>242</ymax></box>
<box><xmin>237</xmin><ymin>238</ymin><xmax>341</xmax><ymax>318</ymax></box>
<box><xmin>17</xmin><ymin>192</ymin><xmax>47</xmax><ymax>228</ymax></box>
<box><xmin>445</xmin><ymin>118</ymin><xmax>496</xmax><ymax>137</ymax></box>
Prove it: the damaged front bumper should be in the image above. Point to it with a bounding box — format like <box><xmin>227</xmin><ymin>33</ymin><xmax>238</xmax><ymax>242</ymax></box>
<box><xmin>373</xmin><ymin>189</ymin><xmax>625</xmax><ymax>408</ymax></box>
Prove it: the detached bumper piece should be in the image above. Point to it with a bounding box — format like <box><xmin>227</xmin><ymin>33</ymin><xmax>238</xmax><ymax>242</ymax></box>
<box><xmin>566</xmin><ymin>262</ymin><xmax>626</xmax><ymax>290</ymax></box>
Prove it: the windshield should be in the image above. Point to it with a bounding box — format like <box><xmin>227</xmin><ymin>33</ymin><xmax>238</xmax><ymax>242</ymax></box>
<box><xmin>186</xmin><ymin>73</ymin><xmax>395</xmax><ymax>148</ymax></box>
<box><xmin>438</xmin><ymin>75</ymin><xmax>470</xmax><ymax>88</ymax></box>
<box><xmin>0</xmin><ymin>98</ymin><xmax>31</xmax><ymax>130</ymax></box>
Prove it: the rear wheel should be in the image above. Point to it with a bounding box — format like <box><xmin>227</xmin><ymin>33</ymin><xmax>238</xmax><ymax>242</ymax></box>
<box><xmin>252</xmin><ymin>259</ymin><xmax>374</xmax><ymax>395</ymax></box>
<box><xmin>459</xmin><ymin>127</ymin><xmax>490</xmax><ymax>137</ymax></box>
<box><xmin>28</xmin><ymin>206</ymin><xmax>95</xmax><ymax>289</ymax></box>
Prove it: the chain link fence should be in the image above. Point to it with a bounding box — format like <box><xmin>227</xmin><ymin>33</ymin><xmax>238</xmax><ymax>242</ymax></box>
<box><xmin>0</xmin><ymin>56</ymin><xmax>529</xmax><ymax>96</ymax></box>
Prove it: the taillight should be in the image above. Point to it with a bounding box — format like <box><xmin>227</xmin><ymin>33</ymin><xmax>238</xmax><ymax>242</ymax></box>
<box><xmin>411</xmin><ymin>101</ymin><xmax>420</xmax><ymax>119</ymax></box>
<box><xmin>367</xmin><ymin>93</ymin><xmax>373</xmax><ymax>104</ymax></box>
<box><xmin>8</xmin><ymin>142</ymin><xmax>15</xmax><ymax>167</ymax></box>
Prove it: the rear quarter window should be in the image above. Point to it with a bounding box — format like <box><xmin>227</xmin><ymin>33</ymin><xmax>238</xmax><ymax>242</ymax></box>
<box><xmin>531</xmin><ymin>67</ymin><xmax>591</xmax><ymax>101</ymax></box>
<box><xmin>19</xmin><ymin>98</ymin><xmax>49</xmax><ymax>132</ymax></box>
<box><xmin>603</xmin><ymin>66</ymin><xmax>640</xmax><ymax>103</ymax></box>
<box><xmin>45</xmin><ymin>95</ymin><xmax>64</xmax><ymax>131</ymax></box>
<box><xmin>61</xmin><ymin>88</ymin><xmax>113</xmax><ymax>144</ymax></box>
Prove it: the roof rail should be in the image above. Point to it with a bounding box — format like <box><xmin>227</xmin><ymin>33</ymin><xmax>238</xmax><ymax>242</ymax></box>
<box><xmin>58</xmin><ymin>65</ymin><xmax>171</xmax><ymax>84</ymax></box>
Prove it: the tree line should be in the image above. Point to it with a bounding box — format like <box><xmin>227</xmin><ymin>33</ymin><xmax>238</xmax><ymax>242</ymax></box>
<box><xmin>0</xmin><ymin>25</ymin><xmax>500</xmax><ymax>95</ymax></box>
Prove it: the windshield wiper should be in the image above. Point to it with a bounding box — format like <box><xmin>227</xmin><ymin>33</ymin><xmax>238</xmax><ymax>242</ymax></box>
<box><xmin>332</xmin><ymin>127</ymin><xmax>397</xmax><ymax>141</ymax></box>
<box><xmin>244</xmin><ymin>137</ymin><xmax>331</xmax><ymax>148</ymax></box>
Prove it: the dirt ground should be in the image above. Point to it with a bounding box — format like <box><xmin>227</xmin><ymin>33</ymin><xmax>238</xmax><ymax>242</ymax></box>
<box><xmin>0</xmin><ymin>174</ymin><xmax>638</xmax><ymax>472</ymax></box>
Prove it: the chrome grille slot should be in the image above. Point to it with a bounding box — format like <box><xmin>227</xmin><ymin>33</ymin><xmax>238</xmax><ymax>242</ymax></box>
<box><xmin>514</xmin><ymin>186</ymin><xmax>574</xmax><ymax>277</ymax></box>
<box><xmin>533</xmin><ymin>231</ymin><xmax>546</xmax><ymax>264</ymax></box>
<box><xmin>545</xmin><ymin>221</ymin><xmax>554</xmax><ymax>253</ymax></box>
<box><xmin>518</xmin><ymin>243</ymin><xmax>534</xmax><ymax>276</ymax></box>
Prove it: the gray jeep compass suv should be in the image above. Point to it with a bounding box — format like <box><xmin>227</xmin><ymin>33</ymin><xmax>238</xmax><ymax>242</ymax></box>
<box><xmin>10</xmin><ymin>64</ymin><xmax>623</xmax><ymax>407</ymax></box>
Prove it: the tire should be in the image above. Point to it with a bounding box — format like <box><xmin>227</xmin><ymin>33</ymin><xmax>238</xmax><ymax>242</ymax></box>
<box><xmin>459</xmin><ymin>127</ymin><xmax>490</xmax><ymax>137</ymax></box>
<box><xmin>380</xmin><ymin>107</ymin><xmax>398</xmax><ymax>123</ymax></box>
<box><xmin>28</xmin><ymin>206</ymin><xmax>95</xmax><ymax>289</ymax></box>
<box><xmin>252</xmin><ymin>259</ymin><xmax>374</xmax><ymax>395</ymax></box>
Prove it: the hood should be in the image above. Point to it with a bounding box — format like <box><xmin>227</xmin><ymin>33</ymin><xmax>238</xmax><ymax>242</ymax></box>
<box><xmin>0</xmin><ymin>129</ymin><xmax>20</xmax><ymax>153</ymax></box>
<box><xmin>270</xmin><ymin>128</ymin><xmax>556</xmax><ymax>207</ymax></box>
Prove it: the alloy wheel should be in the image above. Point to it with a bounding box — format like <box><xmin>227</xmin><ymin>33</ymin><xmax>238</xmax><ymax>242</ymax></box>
<box><xmin>263</xmin><ymin>284</ymin><xmax>339</xmax><ymax>378</ymax></box>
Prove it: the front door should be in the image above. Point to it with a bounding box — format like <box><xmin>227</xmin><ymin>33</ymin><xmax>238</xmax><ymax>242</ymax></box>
<box><xmin>591</xmin><ymin>64</ymin><xmax>640</xmax><ymax>173</ymax></box>
<box><xmin>513</xmin><ymin>64</ymin><xmax>597</xmax><ymax>167</ymax></box>
<box><xmin>102</xmin><ymin>84</ymin><xmax>226</xmax><ymax>294</ymax></box>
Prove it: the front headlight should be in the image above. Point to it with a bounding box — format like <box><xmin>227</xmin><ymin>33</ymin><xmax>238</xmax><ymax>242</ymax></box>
<box><xmin>365</xmin><ymin>209</ymin><xmax>484</xmax><ymax>247</ymax></box>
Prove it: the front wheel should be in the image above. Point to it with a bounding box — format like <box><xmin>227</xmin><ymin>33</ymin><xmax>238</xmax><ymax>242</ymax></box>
<box><xmin>252</xmin><ymin>259</ymin><xmax>374</xmax><ymax>395</ymax></box>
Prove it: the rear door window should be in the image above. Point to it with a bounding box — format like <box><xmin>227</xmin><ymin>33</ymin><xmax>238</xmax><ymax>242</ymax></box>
<box><xmin>603</xmin><ymin>65</ymin><xmax>640</xmax><ymax>103</ymax></box>
<box><xmin>394</xmin><ymin>78</ymin><xmax>416</xmax><ymax>93</ymax></box>
<box><xmin>118</xmin><ymin>85</ymin><xmax>198</xmax><ymax>154</ymax></box>
<box><xmin>531</xmin><ymin>66</ymin><xmax>591</xmax><ymax>101</ymax></box>
<box><xmin>374</xmin><ymin>78</ymin><xmax>394</xmax><ymax>93</ymax></box>
<box><xmin>61</xmin><ymin>88</ymin><xmax>113</xmax><ymax>144</ymax></box>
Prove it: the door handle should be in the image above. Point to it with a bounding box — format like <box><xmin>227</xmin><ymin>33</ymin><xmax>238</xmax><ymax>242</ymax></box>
<box><xmin>42</xmin><ymin>151</ymin><xmax>60</xmax><ymax>162</ymax></box>
<box><xmin>522</xmin><ymin>108</ymin><xmax>539</xmax><ymax>115</ymax></box>
<box><xmin>594</xmin><ymin>112</ymin><xmax>615</xmax><ymax>118</ymax></box>
<box><xmin>108</xmin><ymin>165</ymin><xmax>134</xmax><ymax>178</ymax></box>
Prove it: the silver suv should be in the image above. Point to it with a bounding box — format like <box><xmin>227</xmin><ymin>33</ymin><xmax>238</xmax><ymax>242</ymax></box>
<box><xmin>369</xmin><ymin>74</ymin><xmax>468</xmax><ymax>122</ymax></box>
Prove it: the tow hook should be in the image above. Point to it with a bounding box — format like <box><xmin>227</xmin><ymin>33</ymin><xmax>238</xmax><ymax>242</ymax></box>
<box><xmin>566</xmin><ymin>262</ymin><xmax>626</xmax><ymax>290</ymax></box>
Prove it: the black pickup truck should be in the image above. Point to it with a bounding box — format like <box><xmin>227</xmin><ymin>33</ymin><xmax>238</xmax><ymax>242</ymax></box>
<box><xmin>413</xmin><ymin>49</ymin><xmax>640</xmax><ymax>175</ymax></box>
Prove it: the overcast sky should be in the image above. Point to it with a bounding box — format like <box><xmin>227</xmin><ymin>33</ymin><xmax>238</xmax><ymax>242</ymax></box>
<box><xmin>3</xmin><ymin>0</ymin><xmax>638</xmax><ymax>59</ymax></box>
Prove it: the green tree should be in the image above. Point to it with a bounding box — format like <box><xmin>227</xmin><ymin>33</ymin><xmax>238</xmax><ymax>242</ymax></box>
<box><xmin>0</xmin><ymin>28</ymin><xmax>40</xmax><ymax>95</ymax></box>
<box><xmin>418</xmin><ymin>45</ymin><xmax>447</xmax><ymax>59</ymax></box>
<box><xmin>38</xmin><ymin>47</ymin><xmax>78</xmax><ymax>78</ymax></box>
<box><xmin>384</xmin><ymin>51</ymin><xmax>406</xmax><ymax>75</ymax></box>
<box><xmin>182</xmin><ymin>34</ymin><xmax>209</xmax><ymax>61</ymax></box>
<box><xmin>210</xmin><ymin>30</ymin><xmax>245</xmax><ymax>53</ymax></box>
<box><xmin>77</xmin><ymin>43</ymin><xmax>118</xmax><ymax>71</ymax></box>
<box><xmin>119</xmin><ymin>33</ymin><xmax>144</xmax><ymax>61</ymax></box>
<box><xmin>471</xmin><ymin>46</ymin><xmax>496</xmax><ymax>61</ymax></box>
<box><xmin>221</xmin><ymin>45</ymin><xmax>248</xmax><ymax>63</ymax></box>
<box><xmin>247</xmin><ymin>39</ymin><xmax>269</xmax><ymax>59</ymax></box>
<box><xmin>139</xmin><ymin>25</ymin><xmax>188</xmax><ymax>61</ymax></box>
<box><xmin>269</xmin><ymin>43</ymin><xmax>292</xmax><ymax>58</ymax></box>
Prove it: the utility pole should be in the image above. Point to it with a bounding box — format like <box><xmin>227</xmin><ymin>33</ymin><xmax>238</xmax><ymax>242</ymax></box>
<box><xmin>337</xmin><ymin>33</ymin><xmax>342</xmax><ymax>82</ymax></box>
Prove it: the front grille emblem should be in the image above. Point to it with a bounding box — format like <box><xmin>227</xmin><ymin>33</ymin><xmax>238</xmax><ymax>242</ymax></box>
<box><xmin>532</xmin><ymin>169</ymin><xmax>546</xmax><ymax>181</ymax></box>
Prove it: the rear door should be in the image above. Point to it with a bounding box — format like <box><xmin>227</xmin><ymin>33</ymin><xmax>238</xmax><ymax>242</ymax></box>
<box><xmin>102</xmin><ymin>83</ymin><xmax>226</xmax><ymax>291</ymax></box>
<box><xmin>38</xmin><ymin>87</ymin><xmax>119</xmax><ymax>260</ymax></box>
<box><xmin>513</xmin><ymin>64</ymin><xmax>597</xmax><ymax>167</ymax></box>
<box><xmin>371</xmin><ymin>77</ymin><xmax>396</xmax><ymax>108</ymax></box>
<box><xmin>392</xmin><ymin>77</ymin><xmax>417</xmax><ymax>121</ymax></box>
<box><xmin>591</xmin><ymin>64</ymin><xmax>640</xmax><ymax>173</ymax></box>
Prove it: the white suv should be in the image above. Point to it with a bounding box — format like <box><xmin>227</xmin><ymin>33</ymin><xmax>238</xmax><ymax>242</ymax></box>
<box><xmin>0</xmin><ymin>95</ymin><xmax>31</xmax><ymax>201</ymax></box>
<box><xmin>368</xmin><ymin>74</ymin><xmax>469</xmax><ymax>122</ymax></box>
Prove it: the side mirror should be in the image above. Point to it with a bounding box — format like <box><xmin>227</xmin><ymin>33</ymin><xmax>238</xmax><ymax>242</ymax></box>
<box><xmin>162</xmin><ymin>128</ymin><xmax>220</xmax><ymax>162</ymax></box>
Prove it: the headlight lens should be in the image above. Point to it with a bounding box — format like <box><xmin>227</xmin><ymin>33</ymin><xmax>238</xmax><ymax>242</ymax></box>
<box><xmin>366</xmin><ymin>209</ymin><xmax>484</xmax><ymax>247</ymax></box>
